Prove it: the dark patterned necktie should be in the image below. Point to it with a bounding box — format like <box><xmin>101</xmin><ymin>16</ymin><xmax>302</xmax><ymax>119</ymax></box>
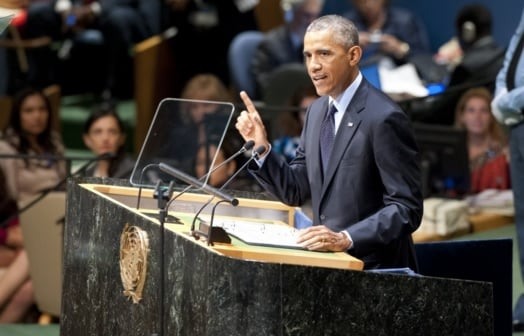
<box><xmin>320</xmin><ymin>103</ymin><xmax>337</xmax><ymax>173</ymax></box>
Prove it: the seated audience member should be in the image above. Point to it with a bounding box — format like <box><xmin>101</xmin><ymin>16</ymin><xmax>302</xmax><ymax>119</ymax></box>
<box><xmin>0</xmin><ymin>86</ymin><xmax>67</xmax><ymax>323</ymax></box>
<box><xmin>454</xmin><ymin>87</ymin><xmax>510</xmax><ymax>193</ymax></box>
<box><xmin>0</xmin><ymin>250</ymin><xmax>34</xmax><ymax>323</ymax></box>
<box><xmin>447</xmin><ymin>4</ymin><xmax>505</xmax><ymax>89</ymax></box>
<box><xmin>272</xmin><ymin>83</ymin><xmax>318</xmax><ymax>162</ymax></box>
<box><xmin>82</xmin><ymin>105</ymin><xmax>135</xmax><ymax>178</ymax></box>
<box><xmin>251</xmin><ymin>0</ymin><xmax>323</xmax><ymax>98</ymax></box>
<box><xmin>20</xmin><ymin>0</ymin><xmax>154</xmax><ymax>99</ymax></box>
<box><xmin>0</xmin><ymin>168</ymin><xmax>34</xmax><ymax>324</ymax></box>
<box><xmin>415</xmin><ymin>4</ymin><xmax>505</xmax><ymax>125</ymax></box>
<box><xmin>164</xmin><ymin>73</ymin><xmax>233</xmax><ymax>175</ymax></box>
<box><xmin>0</xmin><ymin>87</ymin><xmax>66</xmax><ymax>202</ymax></box>
<box><xmin>180</xmin><ymin>73</ymin><xmax>233</xmax><ymax>146</ymax></box>
<box><xmin>0</xmin><ymin>170</ymin><xmax>20</xmax><ymax>267</ymax></box>
<box><xmin>343</xmin><ymin>0</ymin><xmax>430</xmax><ymax>65</ymax></box>
<box><xmin>163</xmin><ymin>0</ymin><xmax>258</xmax><ymax>96</ymax></box>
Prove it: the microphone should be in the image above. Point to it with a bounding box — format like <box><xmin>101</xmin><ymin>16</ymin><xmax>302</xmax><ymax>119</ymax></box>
<box><xmin>0</xmin><ymin>152</ymin><xmax>117</xmax><ymax>229</ymax></box>
<box><xmin>71</xmin><ymin>152</ymin><xmax>117</xmax><ymax>176</ymax></box>
<box><xmin>159</xmin><ymin>140</ymin><xmax>254</xmax><ymax>216</ymax></box>
<box><xmin>219</xmin><ymin>145</ymin><xmax>266</xmax><ymax>191</ymax></box>
<box><xmin>158</xmin><ymin>163</ymin><xmax>239</xmax><ymax>206</ymax></box>
<box><xmin>0</xmin><ymin>152</ymin><xmax>115</xmax><ymax>161</ymax></box>
<box><xmin>201</xmin><ymin>140</ymin><xmax>254</xmax><ymax>180</ymax></box>
<box><xmin>135</xmin><ymin>163</ymin><xmax>160</xmax><ymax>210</ymax></box>
<box><xmin>0</xmin><ymin>152</ymin><xmax>116</xmax><ymax>178</ymax></box>
<box><xmin>190</xmin><ymin>145</ymin><xmax>266</xmax><ymax>244</ymax></box>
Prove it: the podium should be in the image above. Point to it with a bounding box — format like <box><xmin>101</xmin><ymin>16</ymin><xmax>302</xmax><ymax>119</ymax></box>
<box><xmin>61</xmin><ymin>178</ymin><xmax>494</xmax><ymax>335</ymax></box>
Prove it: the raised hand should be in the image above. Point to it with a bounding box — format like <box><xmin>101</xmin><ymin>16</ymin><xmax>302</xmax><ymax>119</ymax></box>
<box><xmin>235</xmin><ymin>91</ymin><xmax>270</xmax><ymax>156</ymax></box>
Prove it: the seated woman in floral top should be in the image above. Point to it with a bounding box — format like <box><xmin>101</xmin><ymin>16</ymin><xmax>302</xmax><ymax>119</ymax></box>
<box><xmin>454</xmin><ymin>87</ymin><xmax>511</xmax><ymax>193</ymax></box>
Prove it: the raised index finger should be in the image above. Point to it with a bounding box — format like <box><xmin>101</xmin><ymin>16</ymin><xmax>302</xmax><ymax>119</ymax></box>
<box><xmin>240</xmin><ymin>91</ymin><xmax>257</xmax><ymax>114</ymax></box>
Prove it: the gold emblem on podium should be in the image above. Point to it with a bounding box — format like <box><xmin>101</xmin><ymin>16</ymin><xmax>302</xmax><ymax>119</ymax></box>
<box><xmin>120</xmin><ymin>224</ymin><xmax>149</xmax><ymax>303</ymax></box>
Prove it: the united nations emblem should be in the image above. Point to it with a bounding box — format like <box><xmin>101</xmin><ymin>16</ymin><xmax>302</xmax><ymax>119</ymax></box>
<box><xmin>120</xmin><ymin>224</ymin><xmax>149</xmax><ymax>303</ymax></box>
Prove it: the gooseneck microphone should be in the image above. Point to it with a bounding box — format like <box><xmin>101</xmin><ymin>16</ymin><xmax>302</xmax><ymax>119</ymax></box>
<box><xmin>157</xmin><ymin>140</ymin><xmax>254</xmax><ymax>233</ymax></box>
<box><xmin>0</xmin><ymin>152</ymin><xmax>117</xmax><ymax>229</ymax></box>
<box><xmin>218</xmin><ymin>145</ymin><xmax>265</xmax><ymax>191</ymax></box>
<box><xmin>203</xmin><ymin>140</ymin><xmax>254</xmax><ymax>178</ymax></box>
<box><xmin>158</xmin><ymin>163</ymin><xmax>239</xmax><ymax>206</ymax></box>
<box><xmin>190</xmin><ymin>145</ymin><xmax>266</xmax><ymax>244</ymax></box>
<box><xmin>71</xmin><ymin>152</ymin><xmax>116</xmax><ymax>176</ymax></box>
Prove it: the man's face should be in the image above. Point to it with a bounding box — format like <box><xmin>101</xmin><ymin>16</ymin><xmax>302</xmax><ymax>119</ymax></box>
<box><xmin>303</xmin><ymin>30</ymin><xmax>361</xmax><ymax>98</ymax></box>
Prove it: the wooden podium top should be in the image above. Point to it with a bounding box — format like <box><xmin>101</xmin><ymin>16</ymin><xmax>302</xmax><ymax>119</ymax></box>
<box><xmin>82</xmin><ymin>184</ymin><xmax>365</xmax><ymax>271</ymax></box>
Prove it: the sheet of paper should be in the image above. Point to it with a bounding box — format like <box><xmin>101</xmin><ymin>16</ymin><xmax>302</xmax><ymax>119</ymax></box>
<box><xmin>378</xmin><ymin>62</ymin><xmax>429</xmax><ymax>97</ymax></box>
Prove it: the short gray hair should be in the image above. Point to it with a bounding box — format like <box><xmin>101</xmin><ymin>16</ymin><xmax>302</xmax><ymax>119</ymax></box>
<box><xmin>306</xmin><ymin>15</ymin><xmax>359</xmax><ymax>49</ymax></box>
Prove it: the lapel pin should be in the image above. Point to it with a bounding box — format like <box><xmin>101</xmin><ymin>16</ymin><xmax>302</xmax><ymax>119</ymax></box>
<box><xmin>347</xmin><ymin>122</ymin><xmax>354</xmax><ymax>127</ymax></box>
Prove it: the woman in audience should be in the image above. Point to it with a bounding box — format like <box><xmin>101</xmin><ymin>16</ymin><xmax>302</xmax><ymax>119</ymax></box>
<box><xmin>0</xmin><ymin>87</ymin><xmax>67</xmax><ymax>201</ymax></box>
<box><xmin>272</xmin><ymin>83</ymin><xmax>318</xmax><ymax>162</ymax></box>
<box><xmin>82</xmin><ymin>105</ymin><xmax>135</xmax><ymax>179</ymax></box>
<box><xmin>180</xmin><ymin>73</ymin><xmax>233</xmax><ymax>145</ymax></box>
<box><xmin>0</xmin><ymin>87</ymin><xmax>66</xmax><ymax>322</ymax></box>
<box><xmin>454</xmin><ymin>87</ymin><xmax>510</xmax><ymax>193</ymax></box>
<box><xmin>163</xmin><ymin>73</ymin><xmax>233</xmax><ymax>175</ymax></box>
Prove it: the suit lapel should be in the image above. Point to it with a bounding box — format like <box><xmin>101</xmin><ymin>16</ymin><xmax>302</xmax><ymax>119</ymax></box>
<box><xmin>310</xmin><ymin>98</ymin><xmax>330</xmax><ymax>183</ymax></box>
<box><xmin>321</xmin><ymin>82</ymin><xmax>367</xmax><ymax>196</ymax></box>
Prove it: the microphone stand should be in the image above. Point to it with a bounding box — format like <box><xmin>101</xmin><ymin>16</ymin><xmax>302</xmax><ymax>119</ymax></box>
<box><xmin>207</xmin><ymin>199</ymin><xmax>229</xmax><ymax>246</ymax></box>
<box><xmin>0</xmin><ymin>153</ymin><xmax>115</xmax><ymax>229</ymax></box>
<box><xmin>135</xmin><ymin>163</ymin><xmax>159</xmax><ymax>210</ymax></box>
<box><xmin>152</xmin><ymin>180</ymin><xmax>175</xmax><ymax>336</ymax></box>
<box><xmin>190</xmin><ymin>145</ymin><xmax>265</xmax><ymax>244</ymax></box>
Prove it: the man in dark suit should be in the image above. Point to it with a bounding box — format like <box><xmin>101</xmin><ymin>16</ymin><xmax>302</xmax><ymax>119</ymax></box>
<box><xmin>236</xmin><ymin>14</ymin><xmax>422</xmax><ymax>270</ymax></box>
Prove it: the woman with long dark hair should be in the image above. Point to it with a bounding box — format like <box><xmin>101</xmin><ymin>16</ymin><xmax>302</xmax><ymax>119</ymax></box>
<box><xmin>0</xmin><ymin>87</ymin><xmax>66</xmax><ymax>322</ymax></box>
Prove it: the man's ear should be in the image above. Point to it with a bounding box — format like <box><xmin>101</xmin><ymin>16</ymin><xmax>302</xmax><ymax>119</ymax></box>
<box><xmin>347</xmin><ymin>45</ymin><xmax>362</xmax><ymax>66</ymax></box>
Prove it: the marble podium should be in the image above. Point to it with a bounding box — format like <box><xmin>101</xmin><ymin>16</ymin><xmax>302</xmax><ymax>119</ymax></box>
<box><xmin>61</xmin><ymin>179</ymin><xmax>494</xmax><ymax>335</ymax></box>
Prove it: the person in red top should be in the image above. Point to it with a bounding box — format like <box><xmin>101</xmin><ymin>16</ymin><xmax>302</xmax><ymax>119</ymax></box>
<box><xmin>454</xmin><ymin>87</ymin><xmax>511</xmax><ymax>193</ymax></box>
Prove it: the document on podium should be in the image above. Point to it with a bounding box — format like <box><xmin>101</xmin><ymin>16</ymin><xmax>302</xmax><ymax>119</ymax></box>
<box><xmin>212</xmin><ymin>218</ymin><xmax>305</xmax><ymax>250</ymax></box>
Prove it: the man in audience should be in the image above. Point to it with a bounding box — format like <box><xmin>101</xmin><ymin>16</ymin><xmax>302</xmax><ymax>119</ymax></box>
<box><xmin>413</xmin><ymin>4</ymin><xmax>505</xmax><ymax>125</ymax></box>
<box><xmin>447</xmin><ymin>4</ymin><xmax>505</xmax><ymax>89</ymax></box>
<box><xmin>343</xmin><ymin>0</ymin><xmax>430</xmax><ymax>66</ymax></box>
<box><xmin>251</xmin><ymin>0</ymin><xmax>323</xmax><ymax>99</ymax></box>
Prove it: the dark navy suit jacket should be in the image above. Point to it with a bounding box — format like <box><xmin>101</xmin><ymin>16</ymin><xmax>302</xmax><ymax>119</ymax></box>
<box><xmin>251</xmin><ymin>78</ymin><xmax>423</xmax><ymax>270</ymax></box>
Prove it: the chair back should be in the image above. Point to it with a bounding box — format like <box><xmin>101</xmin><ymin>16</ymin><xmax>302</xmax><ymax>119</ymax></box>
<box><xmin>19</xmin><ymin>191</ymin><xmax>66</xmax><ymax>317</ymax></box>
<box><xmin>228</xmin><ymin>30</ymin><xmax>264</xmax><ymax>98</ymax></box>
<box><xmin>261</xmin><ymin>63</ymin><xmax>310</xmax><ymax>108</ymax></box>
